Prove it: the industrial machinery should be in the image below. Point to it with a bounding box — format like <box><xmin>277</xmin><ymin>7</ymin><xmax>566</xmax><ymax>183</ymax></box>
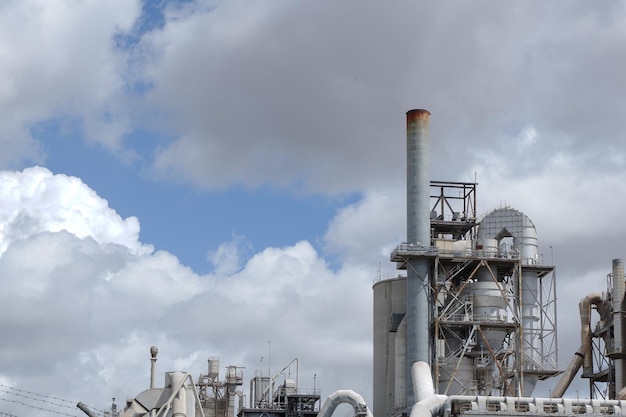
<box><xmin>93</xmin><ymin>349</ymin><xmax>325</xmax><ymax>417</ymax></box>
<box><xmin>552</xmin><ymin>259</ymin><xmax>626</xmax><ymax>401</ymax></box>
<box><xmin>374</xmin><ymin>109</ymin><xmax>558</xmax><ymax>417</ymax></box>
<box><xmin>80</xmin><ymin>109</ymin><xmax>626</xmax><ymax>417</ymax></box>
<box><xmin>373</xmin><ymin>109</ymin><xmax>626</xmax><ymax>417</ymax></box>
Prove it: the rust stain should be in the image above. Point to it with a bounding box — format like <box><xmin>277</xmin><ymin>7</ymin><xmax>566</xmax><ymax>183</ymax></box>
<box><xmin>406</xmin><ymin>108</ymin><xmax>431</xmax><ymax>123</ymax></box>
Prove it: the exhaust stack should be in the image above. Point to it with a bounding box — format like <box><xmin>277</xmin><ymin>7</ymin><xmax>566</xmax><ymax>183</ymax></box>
<box><xmin>405</xmin><ymin>109</ymin><xmax>432</xmax><ymax>405</ymax></box>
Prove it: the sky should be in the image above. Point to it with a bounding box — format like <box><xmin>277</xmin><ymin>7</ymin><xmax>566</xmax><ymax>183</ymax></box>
<box><xmin>0</xmin><ymin>0</ymin><xmax>626</xmax><ymax>416</ymax></box>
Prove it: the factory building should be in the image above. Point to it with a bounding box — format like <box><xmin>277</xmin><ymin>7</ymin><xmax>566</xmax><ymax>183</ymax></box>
<box><xmin>83</xmin><ymin>109</ymin><xmax>626</xmax><ymax>417</ymax></box>
<box><xmin>373</xmin><ymin>109</ymin><xmax>561</xmax><ymax>417</ymax></box>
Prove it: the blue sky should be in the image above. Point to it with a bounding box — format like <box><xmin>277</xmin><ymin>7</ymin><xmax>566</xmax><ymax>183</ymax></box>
<box><xmin>31</xmin><ymin>0</ymin><xmax>362</xmax><ymax>274</ymax></box>
<box><xmin>42</xmin><ymin>123</ymin><xmax>352</xmax><ymax>274</ymax></box>
<box><xmin>1</xmin><ymin>0</ymin><xmax>626</xmax><ymax>416</ymax></box>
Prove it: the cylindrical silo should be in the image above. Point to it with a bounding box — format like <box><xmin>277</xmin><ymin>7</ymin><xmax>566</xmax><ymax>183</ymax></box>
<box><xmin>208</xmin><ymin>357</ymin><xmax>220</xmax><ymax>381</ymax></box>
<box><xmin>373</xmin><ymin>275</ymin><xmax>407</xmax><ymax>417</ymax></box>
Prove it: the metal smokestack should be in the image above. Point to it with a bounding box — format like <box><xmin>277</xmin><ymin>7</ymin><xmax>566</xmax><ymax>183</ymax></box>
<box><xmin>613</xmin><ymin>258</ymin><xmax>625</xmax><ymax>392</ymax></box>
<box><xmin>405</xmin><ymin>109</ymin><xmax>432</xmax><ymax>406</ymax></box>
<box><xmin>406</xmin><ymin>109</ymin><xmax>431</xmax><ymax>246</ymax></box>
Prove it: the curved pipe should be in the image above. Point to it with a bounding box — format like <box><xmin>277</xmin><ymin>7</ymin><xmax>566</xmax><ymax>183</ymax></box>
<box><xmin>409</xmin><ymin>361</ymin><xmax>448</xmax><ymax>417</ymax></box>
<box><xmin>410</xmin><ymin>395</ymin><xmax>448</xmax><ymax>417</ymax></box>
<box><xmin>317</xmin><ymin>390</ymin><xmax>373</xmax><ymax>417</ymax></box>
<box><xmin>551</xmin><ymin>293</ymin><xmax>603</xmax><ymax>397</ymax></box>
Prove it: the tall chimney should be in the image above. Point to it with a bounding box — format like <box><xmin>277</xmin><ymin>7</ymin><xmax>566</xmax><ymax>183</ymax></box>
<box><xmin>406</xmin><ymin>109</ymin><xmax>431</xmax><ymax>245</ymax></box>
<box><xmin>405</xmin><ymin>109</ymin><xmax>432</xmax><ymax>406</ymax></box>
<box><xmin>613</xmin><ymin>259</ymin><xmax>625</xmax><ymax>392</ymax></box>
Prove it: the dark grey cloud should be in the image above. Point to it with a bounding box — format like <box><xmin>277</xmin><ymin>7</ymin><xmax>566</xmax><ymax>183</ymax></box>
<box><xmin>129</xmin><ymin>1</ymin><xmax>625</xmax><ymax>195</ymax></box>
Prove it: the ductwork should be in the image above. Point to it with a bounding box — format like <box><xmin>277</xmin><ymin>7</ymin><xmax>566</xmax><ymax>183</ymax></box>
<box><xmin>409</xmin><ymin>362</ymin><xmax>448</xmax><ymax>417</ymax></box>
<box><xmin>551</xmin><ymin>293</ymin><xmax>604</xmax><ymax>397</ymax></box>
<box><xmin>317</xmin><ymin>390</ymin><xmax>373</xmax><ymax>417</ymax></box>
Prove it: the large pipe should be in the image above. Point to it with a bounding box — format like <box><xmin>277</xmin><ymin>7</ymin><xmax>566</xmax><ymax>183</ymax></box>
<box><xmin>317</xmin><ymin>390</ymin><xmax>373</xmax><ymax>417</ymax></box>
<box><xmin>551</xmin><ymin>293</ymin><xmax>603</xmax><ymax>397</ymax></box>
<box><xmin>412</xmin><ymin>361</ymin><xmax>435</xmax><ymax>403</ymax></box>
<box><xmin>409</xmin><ymin>362</ymin><xmax>448</xmax><ymax>417</ymax></box>
<box><xmin>77</xmin><ymin>402</ymin><xmax>99</xmax><ymax>417</ymax></box>
<box><xmin>406</xmin><ymin>109</ymin><xmax>432</xmax><ymax>406</ymax></box>
<box><xmin>406</xmin><ymin>110</ymin><xmax>431</xmax><ymax>245</ymax></box>
<box><xmin>613</xmin><ymin>259</ymin><xmax>625</xmax><ymax>393</ymax></box>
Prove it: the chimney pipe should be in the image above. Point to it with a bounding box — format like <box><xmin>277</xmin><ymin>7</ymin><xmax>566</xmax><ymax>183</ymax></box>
<box><xmin>405</xmin><ymin>109</ymin><xmax>432</xmax><ymax>406</ymax></box>
<box><xmin>613</xmin><ymin>259</ymin><xmax>625</xmax><ymax>393</ymax></box>
<box><xmin>406</xmin><ymin>109</ymin><xmax>431</xmax><ymax>246</ymax></box>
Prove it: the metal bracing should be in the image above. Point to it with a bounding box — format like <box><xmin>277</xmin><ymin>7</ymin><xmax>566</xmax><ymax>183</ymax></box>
<box><xmin>435</xmin><ymin>256</ymin><xmax>520</xmax><ymax>396</ymax></box>
<box><xmin>589</xmin><ymin>334</ymin><xmax>612</xmax><ymax>400</ymax></box>
<box><xmin>431</xmin><ymin>251</ymin><xmax>560</xmax><ymax>398</ymax></box>
<box><xmin>429</xmin><ymin>181</ymin><xmax>478</xmax><ymax>241</ymax></box>
<box><xmin>539</xmin><ymin>268</ymin><xmax>559</xmax><ymax>370</ymax></box>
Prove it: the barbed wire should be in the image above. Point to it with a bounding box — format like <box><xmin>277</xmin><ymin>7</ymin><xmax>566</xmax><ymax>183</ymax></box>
<box><xmin>0</xmin><ymin>410</ymin><xmax>20</xmax><ymax>417</ymax></box>
<box><xmin>0</xmin><ymin>384</ymin><xmax>106</xmax><ymax>416</ymax></box>
<box><xmin>0</xmin><ymin>396</ymin><xmax>80</xmax><ymax>417</ymax></box>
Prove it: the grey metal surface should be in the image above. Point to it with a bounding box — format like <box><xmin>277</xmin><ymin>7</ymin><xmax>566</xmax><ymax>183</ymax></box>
<box><xmin>405</xmin><ymin>109</ymin><xmax>433</xmax><ymax>407</ymax></box>
<box><xmin>614</xmin><ymin>259</ymin><xmax>625</xmax><ymax>393</ymax></box>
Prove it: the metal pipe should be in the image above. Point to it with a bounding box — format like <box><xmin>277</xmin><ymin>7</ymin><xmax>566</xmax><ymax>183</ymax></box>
<box><xmin>409</xmin><ymin>361</ymin><xmax>447</xmax><ymax>417</ymax></box>
<box><xmin>412</xmin><ymin>361</ymin><xmax>434</xmax><ymax>403</ymax></box>
<box><xmin>406</xmin><ymin>109</ymin><xmax>430</xmax><ymax>246</ymax></box>
<box><xmin>551</xmin><ymin>293</ymin><xmax>603</xmax><ymax>397</ymax></box>
<box><xmin>406</xmin><ymin>109</ymin><xmax>432</xmax><ymax>406</ymax></box>
<box><xmin>77</xmin><ymin>402</ymin><xmax>99</xmax><ymax>417</ymax></box>
<box><xmin>448</xmin><ymin>395</ymin><xmax>626</xmax><ymax>413</ymax></box>
<box><xmin>150</xmin><ymin>346</ymin><xmax>158</xmax><ymax>389</ymax></box>
<box><xmin>317</xmin><ymin>390</ymin><xmax>373</xmax><ymax>417</ymax></box>
<box><xmin>613</xmin><ymin>259</ymin><xmax>625</xmax><ymax>392</ymax></box>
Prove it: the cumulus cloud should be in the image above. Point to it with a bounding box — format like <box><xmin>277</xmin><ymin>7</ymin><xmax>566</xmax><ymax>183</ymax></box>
<box><xmin>0</xmin><ymin>167</ymin><xmax>149</xmax><ymax>255</ymax></box>
<box><xmin>0</xmin><ymin>0</ymin><xmax>141</xmax><ymax>164</ymax></box>
<box><xmin>207</xmin><ymin>232</ymin><xmax>250</xmax><ymax>275</ymax></box>
<box><xmin>0</xmin><ymin>168</ymin><xmax>375</xmax><ymax>416</ymax></box>
<box><xmin>323</xmin><ymin>189</ymin><xmax>404</xmax><ymax>268</ymax></box>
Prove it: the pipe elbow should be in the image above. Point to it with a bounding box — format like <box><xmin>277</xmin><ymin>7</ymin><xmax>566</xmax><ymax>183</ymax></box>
<box><xmin>409</xmin><ymin>395</ymin><xmax>448</xmax><ymax>417</ymax></box>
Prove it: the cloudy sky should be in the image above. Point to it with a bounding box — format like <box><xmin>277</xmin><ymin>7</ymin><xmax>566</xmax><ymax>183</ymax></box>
<box><xmin>1</xmin><ymin>0</ymin><xmax>626</xmax><ymax>415</ymax></box>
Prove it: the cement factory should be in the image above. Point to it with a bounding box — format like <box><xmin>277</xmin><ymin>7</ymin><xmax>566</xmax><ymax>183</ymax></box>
<box><xmin>80</xmin><ymin>109</ymin><xmax>626</xmax><ymax>417</ymax></box>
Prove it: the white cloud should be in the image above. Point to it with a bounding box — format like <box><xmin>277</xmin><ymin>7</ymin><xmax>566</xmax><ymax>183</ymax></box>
<box><xmin>0</xmin><ymin>167</ymin><xmax>150</xmax><ymax>256</ymax></box>
<box><xmin>0</xmin><ymin>0</ymin><xmax>141</xmax><ymax>163</ymax></box>
<box><xmin>0</xmin><ymin>167</ymin><xmax>376</xmax><ymax>415</ymax></box>
<box><xmin>207</xmin><ymin>232</ymin><xmax>250</xmax><ymax>275</ymax></box>
<box><xmin>323</xmin><ymin>189</ymin><xmax>404</xmax><ymax>270</ymax></box>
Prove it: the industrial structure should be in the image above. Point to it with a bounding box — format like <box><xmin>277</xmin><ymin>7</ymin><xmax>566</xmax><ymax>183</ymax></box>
<box><xmin>372</xmin><ymin>109</ymin><xmax>626</xmax><ymax>417</ymax></box>
<box><xmin>373</xmin><ymin>109</ymin><xmax>560</xmax><ymax>417</ymax></box>
<box><xmin>88</xmin><ymin>348</ymin><xmax>327</xmax><ymax>417</ymax></box>
<box><xmin>80</xmin><ymin>109</ymin><xmax>626</xmax><ymax>417</ymax></box>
